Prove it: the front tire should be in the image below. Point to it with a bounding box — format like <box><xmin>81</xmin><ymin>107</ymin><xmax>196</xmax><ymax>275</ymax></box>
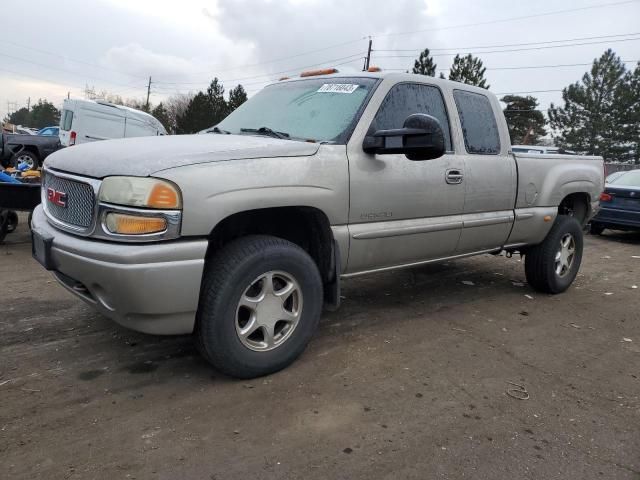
<box><xmin>525</xmin><ymin>216</ymin><xmax>584</xmax><ymax>294</ymax></box>
<box><xmin>195</xmin><ymin>235</ymin><xmax>323</xmax><ymax>379</ymax></box>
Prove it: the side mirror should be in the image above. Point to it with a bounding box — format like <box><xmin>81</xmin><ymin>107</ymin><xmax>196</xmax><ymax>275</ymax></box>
<box><xmin>363</xmin><ymin>113</ymin><xmax>445</xmax><ymax>161</ymax></box>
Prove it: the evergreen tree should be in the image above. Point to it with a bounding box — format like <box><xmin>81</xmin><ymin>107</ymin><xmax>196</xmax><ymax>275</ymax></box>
<box><xmin>176</xmin><ymin>92</ymin><xmax>214</xmax><ymax>134</ymax></box>
<box><xmin>29</xmin><ymin>99</ymin><xmax>60</xmax><ymax>128</ymax></box>
<box><xmin>151</xmin><ymin>103</ymin><xmax>171</xmax><ymax>133</ymax></box>
<box><xmin>616</xmin><ymin>62</ymin><xmax>640</xmax><ymax>164</ymax></box>
<box><xmin>7</xmin><ymin>107</ymin><xmax>30</xmax><ymax>126</ymax></box>
<box><xmin>5</xmin><ymin>100</ymin><xmax>60</xmax><ymax>129</ymax></box>
<box><xmin>448</xmin><ymin>54</ymin><xmax>490</xmax><ymax>89</ymax></box>
<box><xmin>412</xmin><ymin>48</ymin><xmax>437</xmax><ymax>76</ymax></box>
<box><xmin>501</xmin><ymin>95</ymin><xmax>546</xmax><ymax>145</ymax></box>
<box><xmin>207</xmin><ymin>77</ymin><xmax>228</xmax><ymax>123</ymax></box>
<box><xmin>228</xmin><ymin>84</ymin><xmax>248</xmax><ymax>113</ymax></box>
<box><xmin>549</xmin><ymin>49</ymin><xmax>627</xmax><ymax>160</ymax></box>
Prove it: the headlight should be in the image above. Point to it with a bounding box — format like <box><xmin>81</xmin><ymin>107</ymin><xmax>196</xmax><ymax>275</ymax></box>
<box><xmin>99</xmin><ymin>177</ymin><xmax>182</xmax><ymax>209</ymax></box>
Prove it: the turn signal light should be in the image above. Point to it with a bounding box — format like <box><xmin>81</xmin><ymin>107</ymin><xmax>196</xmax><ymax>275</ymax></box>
<box><xmin>300</xmin><ymin>68</ymin><xmax>338</xmax><ymax>77</ymax></box>
<box><xmin>600</xmin><ymin>192</ymin><xmax>613</xmax><ymax>202</ymax></box>
<box><xmin>105</xmin><ymin>213</ymin><xmax>167</xmax><ymax>235</ymax></box>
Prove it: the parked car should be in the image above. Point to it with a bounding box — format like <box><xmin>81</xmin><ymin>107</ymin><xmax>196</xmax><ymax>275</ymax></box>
<box><xmin>59</xmin><ymin>99</ymin><xmax>167</xmax><ymax>147</ymax></box>
<box><xmin>605</xmin><ymin>170</ymin><xmax>627</xmax><ymax>184</ymax></box>
<box><xmin>0</xmin><ymin>130</ymin><xmax>61</xmax><ymax>170</ymax></box>
<box><xmin>31</xmin><ymin>71</ymin><xmax>604</xmax><ymax>378</ymax></box>
<box><xmin>591</xmin><ymin>169</ymin><xmax>640</xmax><ymax>234</ymax></box>
<box><xmin>37</xmin><ymin>126</ymin><xmax>59</xmax><ymax>137</ymax></box>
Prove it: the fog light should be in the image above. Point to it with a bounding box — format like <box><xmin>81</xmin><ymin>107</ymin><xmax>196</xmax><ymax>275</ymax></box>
<box><xmin>105</xmin><ymin>213</ymin><xmax>167</xmax><ymax>235</ymax></box>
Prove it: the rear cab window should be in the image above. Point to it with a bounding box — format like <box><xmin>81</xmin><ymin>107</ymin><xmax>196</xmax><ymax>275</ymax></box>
<box><xmin>61</xmin><ymin>109</ymin><xmax>74</xmax><ymax>131</ymax></box>
<box><xmin>370</xmin><ymin>83</ymin><xmax>452</xmax><ymax>152</ymax></box>
<box><xmin>453</xmin><ymin>90</ymin><xmax>500</xmax><ymax>154</ymax></box>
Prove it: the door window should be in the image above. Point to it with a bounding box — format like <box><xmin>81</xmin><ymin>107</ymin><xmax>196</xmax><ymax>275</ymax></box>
<box><xmin>370</xmin><ymin>83</ymin><xmax>452</xmax><ymax>151</ymax></box>
<box><xmin>453</xmin><ymin>90</ymin><xmax>500</xmax><ymax>154</ymax></box>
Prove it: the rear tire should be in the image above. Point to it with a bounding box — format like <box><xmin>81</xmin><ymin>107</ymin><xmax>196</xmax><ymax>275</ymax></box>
<box><xmin>525</xmin><ymin>215</ymin><xmax>583</xmax><ymax>294</ymax></box>
<box><xmin>195</xmin><ymin>235</ymin><xmax>323</xmax><ymax>379</ymax></box>
<box><xmin>11</xmin><ymin>151</ymin><xmax>39</xmax><ymax>171</ymax></box>
<box><xmin>590</xmin><ymin>223</ymin><xmax>605</xmax><ymax>235</ymax></box>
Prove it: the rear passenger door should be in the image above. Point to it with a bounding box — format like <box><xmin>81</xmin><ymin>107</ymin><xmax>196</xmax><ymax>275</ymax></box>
<box><xmin>452</xmin><ymin>89</ymin><xmax>517</xmax><ymax>253</ymax></box>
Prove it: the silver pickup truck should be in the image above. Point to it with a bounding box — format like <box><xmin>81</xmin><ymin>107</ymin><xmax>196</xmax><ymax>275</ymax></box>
<box><xmin>31</xmin><ymin>72</ymin><xmax>604</xmax><ymax>378</ymax></box>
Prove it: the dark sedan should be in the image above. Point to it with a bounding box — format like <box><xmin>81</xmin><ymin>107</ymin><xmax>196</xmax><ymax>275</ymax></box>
<box><xmin>591</xmin><ymin>169</ymin><xmax>640</xmax><ymax>234</ymax></box>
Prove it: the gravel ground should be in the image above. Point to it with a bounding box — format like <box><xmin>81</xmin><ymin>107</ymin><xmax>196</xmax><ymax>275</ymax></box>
<box><xmin>1</xmin><ymin>215</ymin><xmax>639</xmax><ymax>479</ymax></box>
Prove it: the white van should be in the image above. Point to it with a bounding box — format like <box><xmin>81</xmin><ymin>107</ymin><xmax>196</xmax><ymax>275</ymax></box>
<box><xmin>59</xmin><ymin>99</ymin><xmax>167</xmax><ymax>147</ymax></box>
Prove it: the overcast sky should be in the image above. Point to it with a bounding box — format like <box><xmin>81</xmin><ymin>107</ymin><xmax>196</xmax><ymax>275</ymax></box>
<box><xmin>1</xmin><ymin>0</ymin><xmax>639</xmax><ymax>120</ymax></box>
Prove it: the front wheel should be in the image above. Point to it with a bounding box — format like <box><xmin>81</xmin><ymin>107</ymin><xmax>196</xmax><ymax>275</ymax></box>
<box><xmin>195</xmin><ymin>235</ymin><xmax>323</xmax><ymax>379</ymax></box>
<box><xmin>525</xmin><ymin>215</ymin><xmax>584</xmax><ymax>294</ymax></box>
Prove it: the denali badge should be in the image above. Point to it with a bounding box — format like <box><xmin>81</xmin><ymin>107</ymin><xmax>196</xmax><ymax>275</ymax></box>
<box><xmin>47</xmin><ymin>187</ymin><xmax>68</xmax><ymax>208</ymax></box>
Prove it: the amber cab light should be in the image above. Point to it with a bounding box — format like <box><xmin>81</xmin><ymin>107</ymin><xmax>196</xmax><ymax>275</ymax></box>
<box><xmin>300</xmin><ymin>68</ymin><xmax>338</xmax><ymax>77</ymax></box>
<box><xmin>600</xmin><ymin>192</ymin><xmax>613</xmax><ymax>202</ymax></box>
<box><xmin>367</xmin><ymin>66</ymin><xmax>382</xmax><ymax>72</ymax></box>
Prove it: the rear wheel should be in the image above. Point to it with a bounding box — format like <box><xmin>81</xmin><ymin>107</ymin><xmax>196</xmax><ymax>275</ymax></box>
<box><xmin>11</xmin><ymin>151</ymin><xmax>39</xmax><ymax>170</ymax></box>
<box><xmin>525</xmin><ymin>215</ymin><xmax>583</xmax><ymax>294</ymax></box>
<box><xmin>195</xmin><ymin>235</ymin><xmax>323</xmax><ymax>378</ymax></box>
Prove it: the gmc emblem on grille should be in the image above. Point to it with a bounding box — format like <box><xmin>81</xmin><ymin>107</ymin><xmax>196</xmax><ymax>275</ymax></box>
<box><xmin>47</xmin><ymin>187</ymin><xmax>68</xmax><ymax>208</ymax></box>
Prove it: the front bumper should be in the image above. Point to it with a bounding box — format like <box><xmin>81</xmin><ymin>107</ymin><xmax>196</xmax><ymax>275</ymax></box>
<box><xmin>31</xmin><ymin>205</ymin><xmax>208</xmax><ymax>334</ymax></box>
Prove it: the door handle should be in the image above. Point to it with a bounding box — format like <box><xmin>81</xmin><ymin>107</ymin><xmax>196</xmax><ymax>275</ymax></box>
<box><xmin>445</xmin><ymin>169</ymin><xmax>464</xmax><ymax>184</ymax></box>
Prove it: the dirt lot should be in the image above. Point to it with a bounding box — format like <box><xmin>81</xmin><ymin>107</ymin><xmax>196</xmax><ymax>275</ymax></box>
<box><xmin>1</xmin><ymin>215</ymin><xmax>639</xmax><ymax>480</ymax></box>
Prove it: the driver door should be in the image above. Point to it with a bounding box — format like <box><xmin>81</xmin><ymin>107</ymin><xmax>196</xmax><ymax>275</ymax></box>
<box><xmin>345</xmin><ymin>82</ymin><xmax>465</xmax><ymax>274</ymax></box>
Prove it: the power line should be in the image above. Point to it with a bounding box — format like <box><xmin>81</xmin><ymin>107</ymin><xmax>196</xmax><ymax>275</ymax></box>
<box><xmin>154</xmin><ymin>53</ymin><xmax>366</xmax><ymax>86</ymax></box>
<box><xmin>183</xmin><ymin>37</ymin><xmax>367</xmax><ymax>77</ymax></box>
<box><xmin>373</xmin><ymin>32</ymin><xmax>640</xmax><ymax>53</ymax></box>
<box><xmin>0</xmin><ymin>51</ymin><xmax>149</xmax><ymax>90</ymax></box>
<box><xmin>1</xmin><ymin>39</ymin><xmax>149</xmax><ymax>80</ymax></box>
<box><xmin>381</xmin><ymin>59</ymin><xmax>640</xmax><ymax>72</ymax></box>
<box><xmin>0</xmin><ymin>66</ymin><xmax>145</xmax><ymax>98</ymax></box>
<box><xmin>374</xmin><ymin>36</ymin><xmax>640</xmax><ymax>59</ymax></box>
<box><xmin>372</xmin><ymin>0</ymin><xmax>640</xmax><ymax>38</ymax></box>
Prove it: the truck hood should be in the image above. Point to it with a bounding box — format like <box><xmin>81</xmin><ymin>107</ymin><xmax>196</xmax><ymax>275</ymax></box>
<box><xmin>44</xmin><ymin>134</ymin><xmax>321</xmax><ymax>178</ymax></box>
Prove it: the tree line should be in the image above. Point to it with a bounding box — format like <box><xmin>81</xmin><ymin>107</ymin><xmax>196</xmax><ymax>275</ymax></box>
<box><xmin>5</xmin><ymin>49</ymin><xmax>639</xmax><ymax>163</ymax></box>
<box><xmin>3</xmin><ymin>78</ymin><xmax>248</xmax><ymax>136</ymax></box>
<box><xmin>411</xmin><ymin>47</ymin><xmax>640</xmax><ymax>163</ymax></box>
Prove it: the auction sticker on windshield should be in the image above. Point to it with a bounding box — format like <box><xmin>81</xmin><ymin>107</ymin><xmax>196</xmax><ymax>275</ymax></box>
<box><xmin>317</xmin><ymin>84</ymin><xmax>359</xmax><ymax>94</ymax></box>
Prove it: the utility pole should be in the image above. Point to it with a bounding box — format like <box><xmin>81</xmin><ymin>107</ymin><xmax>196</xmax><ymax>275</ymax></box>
<box><xmin>364</xmin><ymin>37</ymin><xmax>373</xmax><ymax>71</ymax></box>
<box><xmin>146</xmin><ymin>76</ymin><xmax>152</xmax><ymax>111</ymax></box>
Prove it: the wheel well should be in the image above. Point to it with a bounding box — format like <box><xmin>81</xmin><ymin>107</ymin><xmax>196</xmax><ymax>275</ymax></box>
<box><xmin>206</xmin><ymin>207</ymin><xmax>336</xmax><ymax>284</ymax></box>
<box><xmin>558</xmin><ymin>192</ymin><xmax>590</xmax><ymax>225</ymax></box>
<box><xmin>10</xmin><ymin>145</ymin><xmax>40</xmax><ymax>158</ymax></box>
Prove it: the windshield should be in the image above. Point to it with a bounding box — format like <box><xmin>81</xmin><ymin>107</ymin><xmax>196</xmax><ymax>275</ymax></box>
<box><xmin>610</xmin><ymin>170</ymin><xmax>640</xmax><ymax>187</ymax></box>
<box><xmin>216</xmin><ymin>77</ymin><xmax>378</xmax><ymax>143</ymax></box>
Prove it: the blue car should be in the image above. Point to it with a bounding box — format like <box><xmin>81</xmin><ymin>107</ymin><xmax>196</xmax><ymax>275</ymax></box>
<box><xmin>37</xmin><ymin>126</ymin><xmax>59</xmax><ymax>136</ymax></box>
<box><xmin>591</xmin><ymin>169</ymin><xmax>640</xmax><ymax>234</ymax></box>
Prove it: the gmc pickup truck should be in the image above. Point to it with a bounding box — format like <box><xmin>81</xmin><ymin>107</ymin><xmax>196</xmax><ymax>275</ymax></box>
<box><xmin>31</xmin><ymin>71</ymin><xmax>604</xmax><ymax>378</ymax></box>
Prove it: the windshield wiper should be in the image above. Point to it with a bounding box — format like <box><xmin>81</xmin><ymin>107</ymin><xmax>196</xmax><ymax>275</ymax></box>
<box><xmin>240</xmin><ymin>127</ymin><xmax>290</xmax><ymax>140</ymax></box>
<box><xmin>207</xmin><ymin>126</ymin><xmax>231</xmax><ymax>134</ymax></box>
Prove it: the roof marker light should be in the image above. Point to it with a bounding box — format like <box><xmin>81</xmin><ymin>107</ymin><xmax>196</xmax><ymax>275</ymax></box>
<box><xmin>300</xmin><ymin>68</ymin><xmax>338</xmax><ymax>77</ymax></box>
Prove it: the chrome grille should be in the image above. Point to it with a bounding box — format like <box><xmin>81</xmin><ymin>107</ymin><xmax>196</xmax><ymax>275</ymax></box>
<box><xmin>43</xmin><ymin>172</ymin><xmax>95</xmax><ymax>229</ymax></box>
